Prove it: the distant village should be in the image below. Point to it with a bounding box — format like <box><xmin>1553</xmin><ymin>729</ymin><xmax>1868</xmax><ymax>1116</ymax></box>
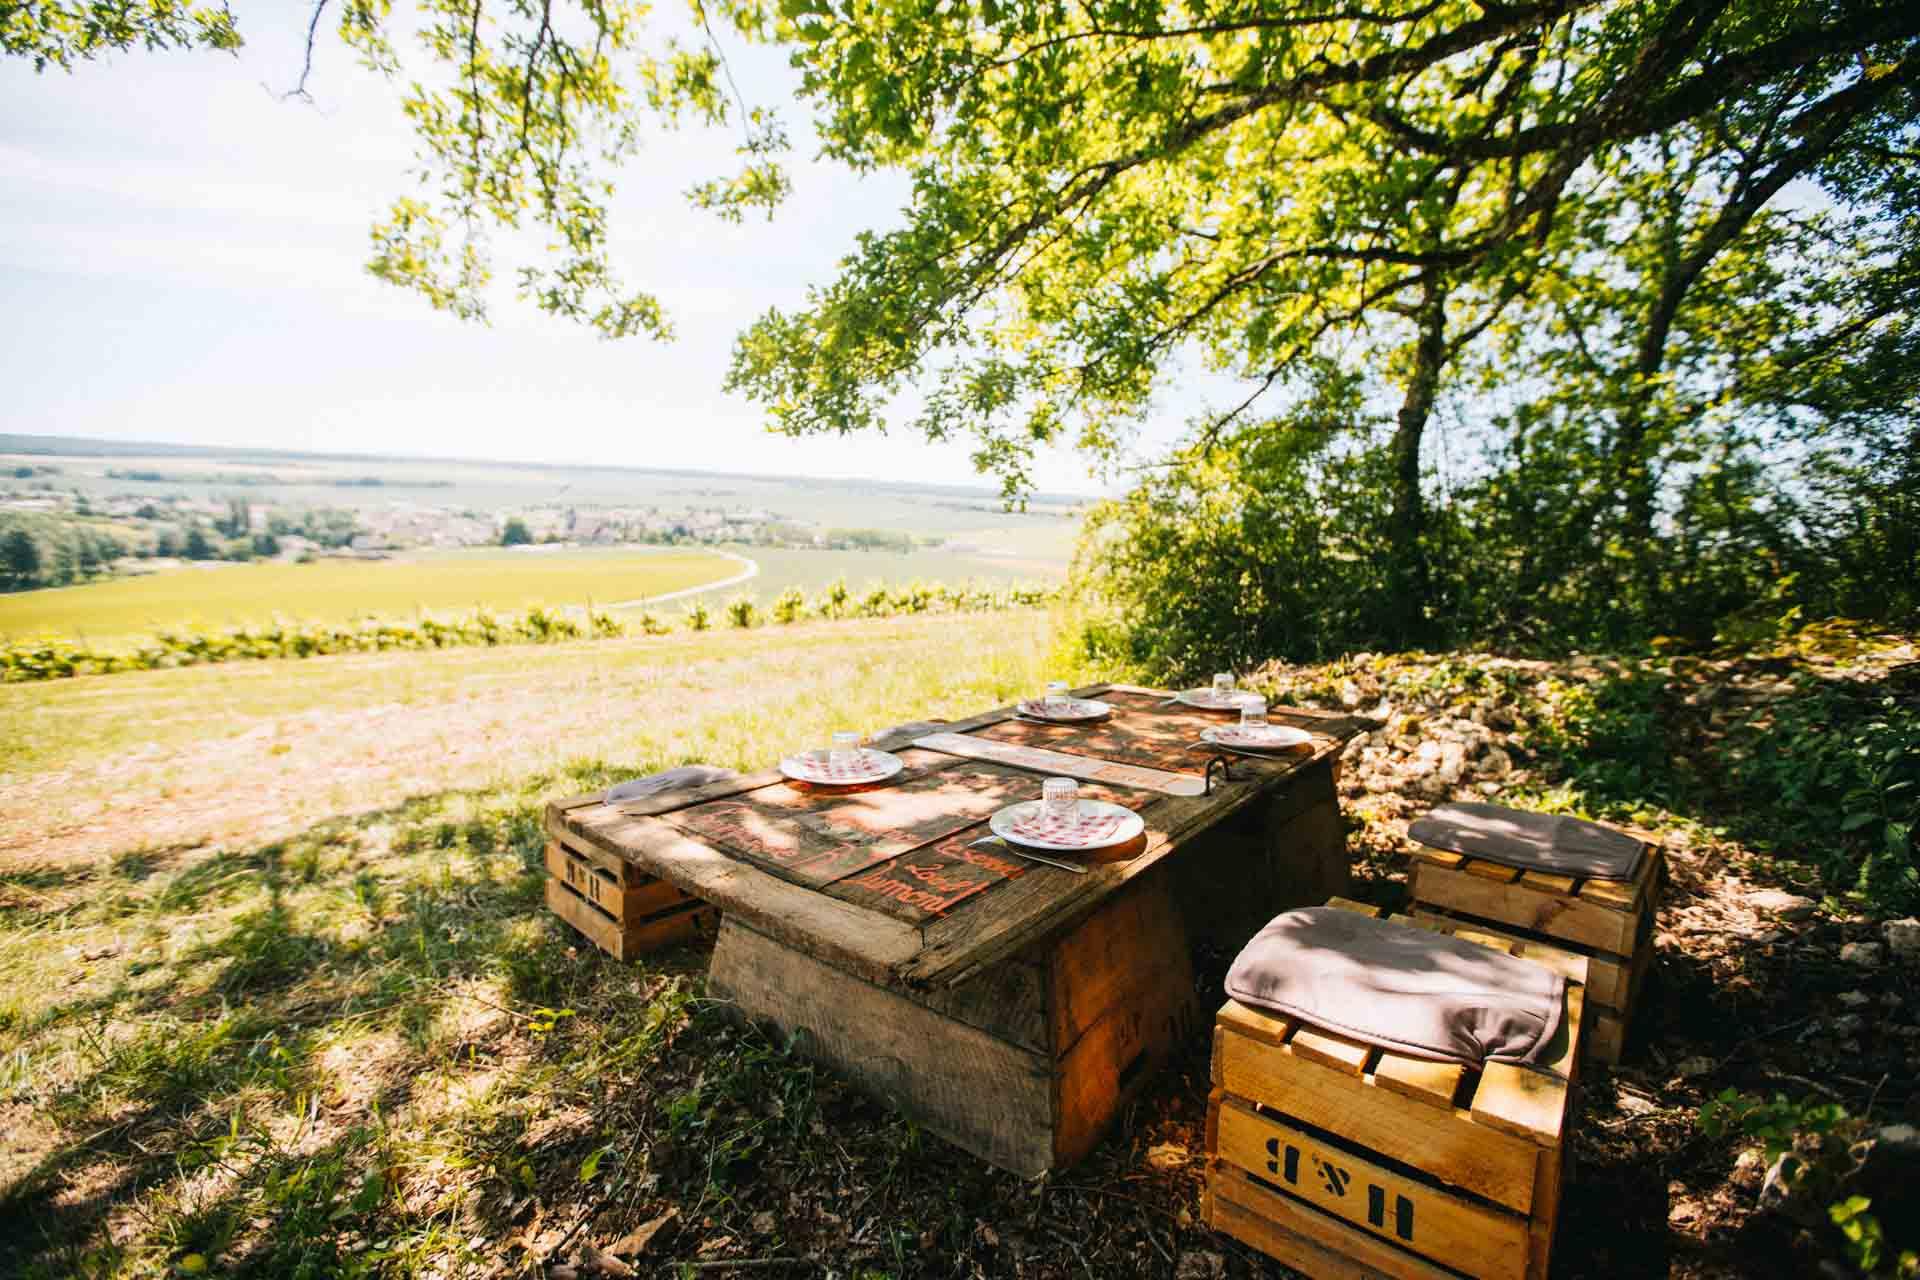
<box><xmin>1</xmin><ymin>464</ymin><xmax>928</xmax><ymax>589</ymax></box>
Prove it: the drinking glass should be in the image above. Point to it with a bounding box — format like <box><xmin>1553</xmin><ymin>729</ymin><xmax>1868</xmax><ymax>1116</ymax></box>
<box><xmin>1211</xmin><ymin>672</ymin><xmax>1235</xmax><ymax>702</ymax></box>
<box><xmin>1044</xmin><ymin>680</ymin><xmax>1070</xmax><ymax>708</ymax></box>
<box><xmin>1240</xmin><ymin>697</ymin><xmax>1269</xmax><ymax>729</ymax></box>
<box><xmin>1041</xmin><ymin>777</ymin><xmax>1079</xmax><ymax>826</ymax></box>
<box><xmin>830</xmin><ymin>731</ymin><xmax>861</xmax><ymax>771</ymax></box>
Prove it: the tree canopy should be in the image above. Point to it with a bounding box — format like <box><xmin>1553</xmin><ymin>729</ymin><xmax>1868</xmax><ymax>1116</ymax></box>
<box><xmin>7</xmin><ymin>0</ymin><xmax>1918</xmax><ymax>650</ymax></box>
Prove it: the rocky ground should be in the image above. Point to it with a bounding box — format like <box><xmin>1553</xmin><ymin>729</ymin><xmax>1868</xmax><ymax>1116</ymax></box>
<box><xmin>1238</xmin><ymin>630</ymin><xmax>1920</xmax><ymax>1278</ymax></box>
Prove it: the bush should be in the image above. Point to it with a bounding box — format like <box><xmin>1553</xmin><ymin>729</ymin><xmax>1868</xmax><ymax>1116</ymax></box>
<box><xmin>1701</xmin><ymin>1090</ymin><xmax>1918</xmax><ymax>1277</ymax></box>
<box><xmin>815</xmin><ymin>578</ymin><xmax>851</xmax><ymax>620</ymax></box>
<box><xmin>724</xmin><ymin>595</ymin><xmax>760</xmax><ymax>628</ymax></box>
<box><xmin>770</xmin><ymin>587</ymin><xmax>807</xmax><ymax>624</ymax></box>
<box><xmin>0</xmin><ymin>579</ymin><xmax>1059</xmax><ymax>682</ymax></box>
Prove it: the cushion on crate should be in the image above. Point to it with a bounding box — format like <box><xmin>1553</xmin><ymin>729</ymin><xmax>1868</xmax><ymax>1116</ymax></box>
<box><xmin>1225</xmin><ymin>906</ymin><xmax>1568</xmax><ymax>1069</ymax></box>
<box><xmin>606</xmin><ymin>766</ymin><xmax>738</xmax><ymax>806</ymax></box>
<box><xmin>1410</xmin><ymin>801</ymin><xmax>1644</xmax><ymax>881</ymax></box>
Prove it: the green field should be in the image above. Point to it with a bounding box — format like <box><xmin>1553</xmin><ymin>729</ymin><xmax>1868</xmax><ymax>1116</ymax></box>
<box><xmin>0</xmin><ymin>547</ymin><xmax>737</xmax><ymax>645</ymax></box>
<box><xmin>654</xmin><ymin>543</ymin><xmax>1068</xmax><ymax>610</ymax></box>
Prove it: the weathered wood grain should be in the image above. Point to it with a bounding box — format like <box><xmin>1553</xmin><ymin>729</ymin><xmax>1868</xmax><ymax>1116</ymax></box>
<box><xmin>549</xmin><ymin>807</ymin><xmax>921</xmax><ymax>984</ymax></box>
<box><xmin>1210</xmin><ymin>1022</ymin><xmax>1542</xmax><ymax>1214</ymax></box>
<box><xmin>1050</xmin><ymin>884</ymin><xmax>1200</xmax><ymax>1164</ymax></box>
<box><xmin>1213</xmin><ymin>1097</ymin><xmax>1532</xmax><ymax>1280</ymax></box>
<box><xmin>707</xmin><ymin>919</ymin><xmax>1056</xmax><ymax>1177</ymax></box>
<box><xmin>1205</xmin><ymin>1167</ymin><xmax>1462</xmax><ymax>1280</ymax></box>
<box><xmin>905</xmin><ymin>741</ymin><xmax>1349</xmax><ymax>988</ymax></box>
<box><xmin>1410</xmin><ymin>847</ymin><xmax>1656</xmax><ymax>1063</ymax></box>
<box><xmin>1373</xmin><ymin>1053</ymin><xmax>1466</xmax><ymax>1109</ymax></box>
<box><xmin>542</xmin><ymin>877</ymin><xmax>717</xmax><ymax>961</ymax></box>
<box><xmin>1410</xmin><ymin>859</ymin><xmax>1642</xmax><ymax>955</ymax></box>
<box><xmin>544</xmin><ymin>840</ymin><xmax>686</xmax><ymax>920</ymax></box>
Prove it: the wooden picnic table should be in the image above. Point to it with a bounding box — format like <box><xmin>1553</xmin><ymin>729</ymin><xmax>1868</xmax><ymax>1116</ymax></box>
<box><xmin>545</xmin><ymin>683</ymin><xmax>1371</xmax><ymax>1176</ymax></box>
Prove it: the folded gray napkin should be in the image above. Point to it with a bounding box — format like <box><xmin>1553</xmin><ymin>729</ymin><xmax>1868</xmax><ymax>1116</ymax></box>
<box><xmin>606</xmin><ymin>765</ymin><xmax>738</xmax><ymax>805</ymax></box>
<box><xmin>1409</xmin><ymin>802</ymin><xmax>1643</xmax><ymax>881</ymax></box>
<box><xmin>1225</xmin><ymin>906</ymin><xmax>1567</xmax><ymax>1069</ymax></box>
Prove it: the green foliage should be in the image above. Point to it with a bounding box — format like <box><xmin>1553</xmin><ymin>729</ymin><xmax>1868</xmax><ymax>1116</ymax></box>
<box><xmin>0</xmin><ymin>577</ymin><xmax>1059</xmax><ymax>682</ymax></box>
<box><xmin>814</xmin><ymin>577</ymin><xmax>850</xmax><ymax>621</ymax></box>
<box><xmin>1700</xmin><ymin>1091</ymin><xmax>1919</xmax><ymax>1277</ymax></box>
<box><xmin>769</xmin><ymin>586</ymin><xmax>807</xmax><ymax>625</ymax></box>
<box><xmin>0</xmin><ymin>512</ymin><xmax>126</xmax><ymax>590</ymax></box>
<box><xmin>499</xmin><ymin>517</ymin><xmax>532</xmax><ymax>547</ymax></box>
<box><xmin>0</xmin><ymin>0</ymin><xmax>241</xmax><ymax>70</ymax></box>
<box><xmin>1072</xmin><ymin>417</ymin><xmax>1424</xmax><ymax>673</ymax></box>
<box><xmin>1530</xmin><ymin>639</ymin><xmax>1919</xmax><ymax>914</ymax></box>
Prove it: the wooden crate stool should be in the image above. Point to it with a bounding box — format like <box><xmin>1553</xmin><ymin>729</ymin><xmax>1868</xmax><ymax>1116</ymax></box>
<box><xmin>1407</xmin><ymin>806</ymin><xmax>1661</xmax><ymax>1064</ymax></box>
<box><xmin>1203</xmin><ymin>899</ymin><xmax>1585</xmax><ymax>1280</ymax></box>
<box><xmin>544</xmin><ymin>838</ymin><xmax>719</xmax><ymax>961</ymax></box>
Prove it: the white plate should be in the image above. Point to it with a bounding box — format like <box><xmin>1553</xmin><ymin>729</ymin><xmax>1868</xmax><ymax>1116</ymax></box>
<box><xmin>1201</xmin><ymin>724</ymin><xmax>1313</xmax><ymax>751</ymax></box>
<box><xmin>989</xmin><ymin>798</ymin><xmax>1146</xmax><ymax>852</ymax></box>
<box><xmin>1175</xmin><ymin>688</ymin><xmax>1261</xmax><ymax>712</ymax></box>
<box><xmin>1015</xmin><ymin>697</ymin><xmax>1112</xmax><ymax>723</ymax></box>
<box><xmin>778</xmin><ymin>748</ymin><xmax>905</xmax><ymax>786</ymax></box>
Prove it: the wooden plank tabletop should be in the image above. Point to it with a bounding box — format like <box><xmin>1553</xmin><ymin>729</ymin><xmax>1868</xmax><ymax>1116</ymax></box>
<box><xmin>545</xmin><ymin>683</ymin><xmax>1366</xmax><ymax>988</ymax></box>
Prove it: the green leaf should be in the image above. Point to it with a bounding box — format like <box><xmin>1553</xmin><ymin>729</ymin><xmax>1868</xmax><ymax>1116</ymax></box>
<box><xmin>350</xmin><ymin>1171</ymin><xmax>385</xmax><ymax>1214</ymax></box>
<box><xmin>1830</xmin><ymin>1194</ymin><xmax>1872</xmax><ymax>1225</ymax></box>
<box><xmin>579</xmin><ymin>1144</ymin><xmax>613</xmax><ymax>1183</ymax></box>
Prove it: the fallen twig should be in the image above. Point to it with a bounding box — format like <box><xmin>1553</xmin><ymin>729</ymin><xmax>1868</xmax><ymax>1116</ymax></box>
<box><xmin>664</xmin><ymin>1260</ymin><xmax>809</xmax><ymax>1271</ymax></box>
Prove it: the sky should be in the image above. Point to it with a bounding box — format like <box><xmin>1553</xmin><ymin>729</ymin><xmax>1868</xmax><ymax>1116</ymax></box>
<box><xmin>0</xmin><ymin>1</ymin><xmax>1190</xmax><ymax>494</ymax></box>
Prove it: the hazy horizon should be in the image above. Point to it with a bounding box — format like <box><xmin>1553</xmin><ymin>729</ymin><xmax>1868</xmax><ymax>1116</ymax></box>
<box><xmin>0</xmin><ymin>429</ymin><xmax>1102</xmax><ymax>502</ymax></box>
<box><xmin>0</xmin><ymin>4</ymin><xmax>1200</xmax><ymax>497</ymax></box>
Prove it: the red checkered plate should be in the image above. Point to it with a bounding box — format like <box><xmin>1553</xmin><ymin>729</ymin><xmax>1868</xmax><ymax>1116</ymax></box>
<box><xmin>1014</xmin><ymin>696</ymin><xmax>1113</xmax><ymax>723</ymax></box>
<box><xmin>1200</xmin><ymin>724</ymin><xmax>1313</xmax><ymax>752</ymax></box>
<box><xmin>989</xmin><ymin>799</ymin><xmax>1146</xmax><ymax>852</ymax></box>
<box><xmin>1174</xmin><ymin>688</ymin><xmax>1261</xmax><ymax>713</ymax></box>
<box><xmin>778</xmin><ymin>748</ymin><xmax>905</xmax><ymax>787</ymax></box>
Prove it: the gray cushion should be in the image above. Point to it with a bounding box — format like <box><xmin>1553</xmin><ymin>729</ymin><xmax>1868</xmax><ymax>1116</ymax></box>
<box><xmin>606</xmin><ymin>765</ymin><xmax>737</xmax><ymax>806</ymax></box>
<box><xmin>1224</xmin><ymin>907</ymin><xmax>1568</xmax><ymax>1069</ymax></box>
<box><xmin>1410</xmin><ymin>802</ymin><xmax>1644</xmax><ymax>881</ymax></box>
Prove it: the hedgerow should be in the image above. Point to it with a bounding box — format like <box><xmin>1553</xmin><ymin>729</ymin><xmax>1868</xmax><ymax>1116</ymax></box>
<box><xmin>0</xmin><ymin>579</ymin><xmax>1056</xmax><ymax>682</ymax></box>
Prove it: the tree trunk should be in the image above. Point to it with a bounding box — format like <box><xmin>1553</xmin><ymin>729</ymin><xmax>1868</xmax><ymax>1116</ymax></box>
<box><xmin>1385</xmin><ymin>278</ymin><xmax>1449</xmax><ymax>646</ymax></box>
<box><xmin>1610</xmin><ymin>78</ymin><xmax>1890</xmax><ymax>578</ymax></box>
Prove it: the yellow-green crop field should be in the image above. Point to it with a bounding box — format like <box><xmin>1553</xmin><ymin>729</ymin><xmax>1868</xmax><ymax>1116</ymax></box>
<box><xmin>0</xmin><ymin>547</ymin><xmax>736</xmax><ymax>647</ymax></box>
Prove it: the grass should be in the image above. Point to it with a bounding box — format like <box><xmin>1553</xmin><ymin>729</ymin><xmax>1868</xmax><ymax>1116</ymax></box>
<box><xmin>0</xmin><ymin>548</ymin><xmax>735</xmax><ymax>649</ymax></box>
<box><xmin>0</xmin><ymin>608</ymin><xmax>1135</xmax><ymax>1278</ymax></box>
<box><xmin>5</xmin><ymin>610</ymin><xmax>1916</xmax><ymax>1277</ymax></box>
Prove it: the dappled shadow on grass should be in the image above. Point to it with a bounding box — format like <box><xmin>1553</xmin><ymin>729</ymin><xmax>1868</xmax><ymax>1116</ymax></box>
<box><xmin>13</xmin><ymin>666</ymin><xmax>1905</xmax><ymax>1280</ymax></box>
<box><xmin>0</xmin><ymin>757</ymin><xmax>1365</xmax><ymax>1279</ymax></box>
<box><xmin>0</xmin><ymin>782</ymin><xmax>570</xmax><ymax>1276</ymax></box>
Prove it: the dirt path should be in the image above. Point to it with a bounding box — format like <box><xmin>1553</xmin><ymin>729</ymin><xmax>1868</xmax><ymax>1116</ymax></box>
<box><xmin>607</xmin><ymin>549</ymin><xmax>759</xmax><ymax>607</ymax></box>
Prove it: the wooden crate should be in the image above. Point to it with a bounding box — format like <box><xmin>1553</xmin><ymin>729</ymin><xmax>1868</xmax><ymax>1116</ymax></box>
<box><xmin>544</xmin><ymin>839</ymin><xmax>719</xmax><ymax>961</ymax></box>
<box><xmin>709</xmin><ymin>861</ymin><xmax>1204</xmax><ymax>1176</ymax></box>
<box><xmin>1409</xmin><ymin>840</ymin><xmax>1662</xmax><ymax>1064</ymax></box>
<box><xmin>702</xmin><ymin>752</ymin><xmax>1354</xmax><ymax>1178</ymax></box>
<box><xmin>1203</xmin><ymin>900</ymin><xmax>1585</xmax><ymax>1280</ymax></box>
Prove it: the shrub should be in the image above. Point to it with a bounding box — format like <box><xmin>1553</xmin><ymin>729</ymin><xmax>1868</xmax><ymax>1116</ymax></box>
<box><xmin>1701</xmin><ymin>1091</ymin><xmax>1917</xmax><ymax>1277</ymax></box>
<box><xmin>0</xmin><ymin>579</ymin><xmax>1058</xmax><ymax>682</ymax></box>
<box><xmin>770</xmin><ymin>587</ymin><xmax>807</xmax><ymax>625</ymax></box>
<box><xmin>724</xmin><ymin>595</ymin><xmax>760</xmax><ymax>629</ymax></box>
<box><xmin>815</xmin><ymin>578</ymin><xmax>851</xmax><ymax>620</ymax></box>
